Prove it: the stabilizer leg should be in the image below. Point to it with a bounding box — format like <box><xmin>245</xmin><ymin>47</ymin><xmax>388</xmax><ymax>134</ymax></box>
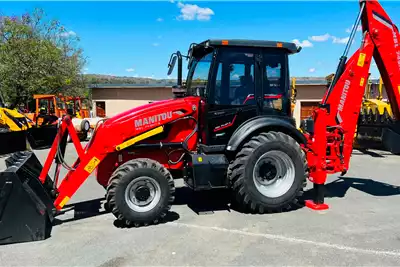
<box><xmin>305</xmin><ymin>183</ymin><xmax>329</xmax><ymax>210</ymax></box>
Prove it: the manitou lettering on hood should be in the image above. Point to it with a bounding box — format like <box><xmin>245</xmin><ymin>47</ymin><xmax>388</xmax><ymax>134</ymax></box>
<box><xmin>134</xmin><ymin>111</ymin><xmax>172</xmax><ymax>129</ymax></box>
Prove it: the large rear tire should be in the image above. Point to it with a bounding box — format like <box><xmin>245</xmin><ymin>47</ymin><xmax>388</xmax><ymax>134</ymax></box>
<box><xmin>106</xmin><ymin>158</ymin><xmax>175</xmax><ymax>226</ymax></box>
<box><xmin>229</xmin><ymin>131</ymin><xmax>308</xmax><ymax>213</ymax></box>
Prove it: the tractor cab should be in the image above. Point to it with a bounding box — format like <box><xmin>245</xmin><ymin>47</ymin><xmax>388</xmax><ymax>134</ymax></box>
<box><xmin>168</xmin><ymin>39</ymin><xmax>301</xmax><ymax>145</ymax></box>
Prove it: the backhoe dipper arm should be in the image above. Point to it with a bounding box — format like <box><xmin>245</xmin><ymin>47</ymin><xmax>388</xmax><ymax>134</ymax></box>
<box><xmin>305</xmin><ymin>0</ymin><xmax>400</xmax><ymax>209</ymax></box>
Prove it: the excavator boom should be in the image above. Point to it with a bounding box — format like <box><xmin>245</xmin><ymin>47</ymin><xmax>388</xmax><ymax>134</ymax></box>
<box><xmin>303</xmin><ymin>0</ymin><xmax>400</xmax><ymax>209</ymax></box>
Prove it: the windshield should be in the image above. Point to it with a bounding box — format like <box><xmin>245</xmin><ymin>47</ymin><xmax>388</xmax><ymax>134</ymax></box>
<box><xmin>56</xmin><ymin>97</ymin><xmax>65</xmax><ymax>110</ymax></box>
<box><xmin>186</xmin><ymin>52</ymin><xmax>213</xmax><ymax>96</ymax></box>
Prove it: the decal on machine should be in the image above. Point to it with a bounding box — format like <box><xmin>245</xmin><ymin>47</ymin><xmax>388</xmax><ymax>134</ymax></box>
<box><xmin>336</xmin><ymin>79</ymin><xmax>351</xmax><ymax>124</ymax></box>
<box><xmin>134</xmin><ymin>111</ymin><xmax>172</xmax><ymax>130</ymax></box>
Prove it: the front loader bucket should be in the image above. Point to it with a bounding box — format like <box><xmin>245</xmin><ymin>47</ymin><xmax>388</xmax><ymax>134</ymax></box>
<box><xmin>0</xmin><ymin>130</ymin><xmax>29</xmax><ymax>156</ymax></box>
<box><xmin>0</xmin><ymin>151</ymin><xmax>55</xmax><ymax>245</ymax></box>
<box><xmin>27</xmin><ymin>126</ymin><xmax>59</xmax><ymax>150</ymax></box>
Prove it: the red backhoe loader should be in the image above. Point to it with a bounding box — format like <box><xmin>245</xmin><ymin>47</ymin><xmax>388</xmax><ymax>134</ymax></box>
<box><xmin>1</xmin><ymin>0</ymin><xmax>400</xmax><ymax>245</ymax></box>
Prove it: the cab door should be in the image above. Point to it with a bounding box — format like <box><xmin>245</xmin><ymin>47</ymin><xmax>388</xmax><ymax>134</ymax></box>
<box><xmin>260</xmin><ymin>50</ymin><xmax>291</xmax><ymax>117</ymax></box>
<box><xmin>204</xmin><ymin>47</ymin><xmax>263</xmax><ymax>146</ymax></box>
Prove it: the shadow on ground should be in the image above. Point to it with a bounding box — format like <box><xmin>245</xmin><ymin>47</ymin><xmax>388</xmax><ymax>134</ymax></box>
<box><xmin>54</xmin><ymin>197</ymin><xmax>109</xmax><ymax>226</ymax></box>
<box><xmin>53</xmin><ymin>176</ymin><xmax>400</xmax><ymax>227</ymax></box>
<box><xmin>302</xmin><ymin>176</ymin><xmax>400</xmax><ymax>201</ymax></box>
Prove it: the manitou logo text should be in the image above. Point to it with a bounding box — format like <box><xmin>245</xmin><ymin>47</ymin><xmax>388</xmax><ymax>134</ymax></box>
<box><xmin>134</xmin><ymin>111</ymin><xmax>172</xmax><ymax>129</ymax></box>
<box><xmin>338</xmin><ymin>80</ymin><xmax>351</xmax><ymax>112</ymax></box>
<box><xmin>336</xmin><ymin>79</ymin><xmax>351</xmax><ymax>124</ymax></box>
<box><xmin>392</xmin><ymin>27</ymin><xmax>400</xmax><ymax>68</ymax></box>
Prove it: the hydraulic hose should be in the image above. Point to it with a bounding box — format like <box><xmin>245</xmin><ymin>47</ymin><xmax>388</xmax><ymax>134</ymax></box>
<box><xmin>164</xmin><ymin>116</ymin><xmax>198</xmax><ymax>165</ymax></box>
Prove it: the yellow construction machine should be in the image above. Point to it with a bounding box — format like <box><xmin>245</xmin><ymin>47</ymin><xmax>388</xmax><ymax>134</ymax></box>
<box><xmin>0</xmin><ymin>95</ymin><xmax>60</xmax><ymax>155</ymax></box>
<box><xmin>0</xmin><ymin>95</ymin><xmax>32</xmax><ymax>155</ymax></box>
<box><xmin>355</xmin><ymin>76</ymin><xmax>394</xmax><ymax>149</ymax></box>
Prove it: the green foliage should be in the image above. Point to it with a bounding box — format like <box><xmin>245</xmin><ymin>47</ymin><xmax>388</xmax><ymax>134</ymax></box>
<box><xmin>0</xmin><ymin>8</ymin><xmax>86</xmax><ymax>108</ymax></box>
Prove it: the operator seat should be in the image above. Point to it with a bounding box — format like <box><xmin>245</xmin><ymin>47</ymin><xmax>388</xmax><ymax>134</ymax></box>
<box><xmin>233</xmin><ymin>75</ymin><xmax>255</xmax><ymax>105</ymax></box>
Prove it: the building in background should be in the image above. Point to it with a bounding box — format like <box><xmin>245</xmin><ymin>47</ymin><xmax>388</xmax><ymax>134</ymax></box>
<box><xmin>90</xmin><ymin>77</ymin><xmax>385</xmax><ymax>127</ymax></box>
<box><xmin>90</xmin><ymin>84</ymin><xmax>172</xmax><ymax>118</ymax></box>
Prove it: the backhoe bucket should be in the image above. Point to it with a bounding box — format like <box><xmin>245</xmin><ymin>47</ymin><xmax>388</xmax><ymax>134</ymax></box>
<box><xmin>0</xmin><ymin>151</ymin><xmax>55</xmax><ymax>245</ymax></box>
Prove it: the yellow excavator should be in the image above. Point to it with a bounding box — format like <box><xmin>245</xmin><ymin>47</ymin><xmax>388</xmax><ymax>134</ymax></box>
<box><xmin>0</xmin><ymin>95</ymin><xmax>59</xmax><ymax>155</ymax></box>
<box><xmin>0</xmin><ymin>95</ymin><xmax>32</xmax><ymax>155</ymax></box>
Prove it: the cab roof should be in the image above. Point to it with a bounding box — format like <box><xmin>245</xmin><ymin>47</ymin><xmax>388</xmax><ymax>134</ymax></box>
<box><xmin>199</xmin><ymin>39</ymin><xmax>301</xmax><ymax>54</ymax></box>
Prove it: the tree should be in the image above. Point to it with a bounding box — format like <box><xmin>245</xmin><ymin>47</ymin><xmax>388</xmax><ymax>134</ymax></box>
<box><xmin>0</xmin><ymin>9</ymin><xmax>87</xmax><ymax>108</ymax></box>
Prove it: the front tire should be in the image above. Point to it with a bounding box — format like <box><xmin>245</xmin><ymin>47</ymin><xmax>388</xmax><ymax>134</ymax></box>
<box><xmin>229</xmin><ymin>131</ymin><xmax>308</xmax><ymax>213</ymax></box>
<box><xmin>106</xmin><ymin>158</ymin><xmax>175</xmax><ymax>226</ymax></box>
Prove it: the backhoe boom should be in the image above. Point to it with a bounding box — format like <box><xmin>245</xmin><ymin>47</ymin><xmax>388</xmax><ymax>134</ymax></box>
<box><xmin>304</xmin><ymin>0</ymin><xmax>400</xmax><ymax>209</ymax></box>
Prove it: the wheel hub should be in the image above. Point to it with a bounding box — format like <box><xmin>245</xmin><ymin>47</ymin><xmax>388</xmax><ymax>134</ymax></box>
<box><xmin>135</xmin><ymin>186</ymin><xmax>151</xmax><ymax>202</ymax></box>
<box><xmin>253</xmin><ymin>150</ymin><xmax>295</xmax><ymax>198</ymax></box>
<box><xmin>259</xmin><ymin>161</ymin><xmax>278</xmax><ymax>183</ymax></box>
<box><xmin>125</xmin><ymin>176</ymin><xmax>161</xmax><ymax>212</ymax></box>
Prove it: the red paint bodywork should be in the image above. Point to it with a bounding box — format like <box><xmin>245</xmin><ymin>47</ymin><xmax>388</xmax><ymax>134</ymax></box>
<box><xmin>37</xmin><ymin>0</ymin><xmax>400</xmax><ymax>211</ymax></box>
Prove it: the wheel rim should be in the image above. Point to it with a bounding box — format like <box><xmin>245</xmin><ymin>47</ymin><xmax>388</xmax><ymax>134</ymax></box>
<box><xmin>125</xmin><ymin>176</ymin><xmax>161</xmax><ymax>212</ymax></box>
<box><xmin>252</xmin><ymin>150</ymin><xmax>295</xmax><ymax>198</ymax></box>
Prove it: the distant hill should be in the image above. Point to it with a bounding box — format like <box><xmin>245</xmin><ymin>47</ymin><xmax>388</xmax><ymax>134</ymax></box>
<box><xmin>84</xmin><ymin>74</ymin><xmax>380</xmax><ymax>87</ymax></box>
<box><xmin>84</xmin><ymin>74</ymin><xmax>177</xmax><ymax>86</ymax></box>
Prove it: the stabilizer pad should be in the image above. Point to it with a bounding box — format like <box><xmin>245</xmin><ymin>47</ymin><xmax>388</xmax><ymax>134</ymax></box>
<box><xmin>304</xmin><ymin>200</ymin><xmax>329</xmax><ymax>211</ymax></box>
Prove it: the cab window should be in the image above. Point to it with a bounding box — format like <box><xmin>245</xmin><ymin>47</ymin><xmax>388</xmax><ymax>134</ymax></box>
<box><xmin>187</xmin><ymin>52</ymin><xmax>213</xmax><ymax>97</ymax></box>
<box><xmin>214</xmin><ymin>48</ymin><xmax>256</xmax><ymax>106</ymax></box>
<box><xmin>263</xmin><ymin>52</ymin><xmax>287</xmax><ymax>110</ymax></box>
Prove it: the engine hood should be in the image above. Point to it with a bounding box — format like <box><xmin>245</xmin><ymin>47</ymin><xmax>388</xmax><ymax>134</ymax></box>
<box><xmin>103</xmin><ymin>96</ymin><xmax>200</xmax><ymax>127</ymax></box>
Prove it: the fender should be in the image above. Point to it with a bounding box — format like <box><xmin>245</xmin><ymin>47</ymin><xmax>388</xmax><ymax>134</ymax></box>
<box><xmin>226</xmin><ymin>115</ymin><xmax>307</xmax><ymax>152</ymax></box>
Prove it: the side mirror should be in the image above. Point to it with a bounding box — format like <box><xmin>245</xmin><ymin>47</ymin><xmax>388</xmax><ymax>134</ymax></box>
<box><xmin>167</xmin><ymin>51</ymin><xmax>183</xmax><ymax>86</ymax></box>
<box><xmin>168</xmin><ymin>55</ymin><xmax>177</xmax><ymax>76</ymax></box>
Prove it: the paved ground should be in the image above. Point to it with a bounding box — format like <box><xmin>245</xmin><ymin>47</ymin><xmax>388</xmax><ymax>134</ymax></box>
<box><xmin>1</xmin><ymin>146</ymin><xmax>400</xmax><ymax>266</ymax></box>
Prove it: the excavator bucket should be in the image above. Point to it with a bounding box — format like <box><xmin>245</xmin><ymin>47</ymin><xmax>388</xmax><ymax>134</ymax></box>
<box><xmin>0</xmin><ymin>151</ymin><xmax>55</xmax><ymax>245</ymax></box>
<box><xmin>382</xmin><ymin>122</ymin><xmax>400</xmax><ymax>155</ymax></box>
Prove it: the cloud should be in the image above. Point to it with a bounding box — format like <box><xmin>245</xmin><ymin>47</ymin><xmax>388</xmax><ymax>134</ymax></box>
<box><xmin>84</xmin><ymin>68</ymin><xmax>89</xmax><ymax>71</ymax></box>
<box><xmin>345</xmin><ymin>25</ymin><xmax>362</xmax><ymax>33</ymax></box>
<box><xmin>309</xmin><ymin>33</ymin><xmax>331</xmax><ymax>42</ymax></box>
<box><xmin>170</xmin><ymin>0</ymin><xmax>175</xmax><ymax>3</ymax></box>
<box><xmin>156</xmin><ymin>18</ymin><xmax>163</xmax><ymax>22</ymax></box>
<box><xmin>309</xmin><ymin>68</ymin><xmax>316</xmax><ymax>73</ymax></box>
<box><xmin>152</xmin><ymin>43</ymin><xmax>160</xmax><ymax>47</ymax></box>
<box><xmin>177</xmin><ymin>2</ymin><xmax>215</xmax><ymax>21</ymax></box>
<box><xmin>332</xmin><ymin>36</ymin><xmax>350</xmax><ymax>44</ymax></box>
<box><xmin>126</xmin><ymin>68</ymin><xmax>135</xmax><ymax>72</ymax></box>
<box><xmin>292</xmin><ymin>39</ymin><xmax>313</xmax><ymax>48</ymax></box>
<box><xmin>60</xmin><ymin>30</ymin><xmax>76</xmax><ymax>38</ymax></box>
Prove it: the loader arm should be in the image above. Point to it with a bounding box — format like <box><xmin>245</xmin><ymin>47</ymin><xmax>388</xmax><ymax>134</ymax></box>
<box><xmin>304</xmin><ymin>0</ymin><xmax>400</xmax><ymax>209</ymax></box>
<box><xmin>41</xmin><ymin>98</ymin><xmax>199</xmax><ymax>210</ymax></box>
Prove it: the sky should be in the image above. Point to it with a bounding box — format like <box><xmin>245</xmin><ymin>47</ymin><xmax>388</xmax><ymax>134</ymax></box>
<box><xmin>1</xmin><ymin>0</ymin><xmax>400</xmax><ymax>80</ymax></box>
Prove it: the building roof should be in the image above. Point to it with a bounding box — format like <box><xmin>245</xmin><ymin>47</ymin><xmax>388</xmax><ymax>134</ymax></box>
<box><xmin>200</xmin><ymin>39</ymin><xmax>300</xmax><ymax>54</ymax></box>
